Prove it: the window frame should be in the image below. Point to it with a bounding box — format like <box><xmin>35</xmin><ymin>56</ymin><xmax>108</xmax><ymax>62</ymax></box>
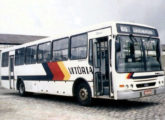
<box><xmin>115</xmin><ymin>35</ymin><xmax>162</xmax><ymax>73</ymax></box>
<box><xmin>37</xmin><ymin>41</ymin><xmax>51</xmax><ymax>63</ymax></box>
<box><xmin>70</xmin><ymin>33</ymin><xmax>88</xmax><ymax>60</ymax></box>
<box><xmin>25</xmin><ymin>45</ymin><xmax>37</xmax><ymax>64</ymax></box>
<box><xmin>1</xmin><ymin>52</ymin><xmax>9</xmax><ymax>67</ymax></box>
<box><xmin>88</xmin><ymin>39</ymin><xmax>93</xmax><ymax>65</ymax></box>
<box><xmin>15</xmin><ymin>48</ymin><xmax>25</xmax><ymax>66</ymax></box>
<box><xmin>52</xmin><ymin>37</ymin><xmax>69</xmax><ymax>62</ymax></box>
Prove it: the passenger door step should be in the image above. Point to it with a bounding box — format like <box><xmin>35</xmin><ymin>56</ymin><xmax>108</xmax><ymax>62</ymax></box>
<box><xmin>103</xmin><ymin>87</ymin><xmax>109</xmax><ymax>95</ymax></box>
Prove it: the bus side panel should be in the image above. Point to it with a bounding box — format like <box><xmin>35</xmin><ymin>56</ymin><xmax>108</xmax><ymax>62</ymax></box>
<box><xmin>24</xmin><ymin>80</ymin><xmax>94</xmax><ymax>96</ymax></box>
<box><xmin>14</xmin><ymin>60</ymin><xmax>94</xmax><ymax>96</ymax></box>
<box><xmin>25</xmin><ymin>81</ymin><xmax>74</xmax><ymax>96</ymax></box>
<box><xmin>64</xmin><ymin>60</ymin><xmax>93</xmax><ymax>81</ymax></box>
<box><xmin>14</xmin><ymin>64</ymin><xmax>46</xmax><ymax>77</ymax></box>
<box><xmin>1</xmin><ymin>67</ymin><xmax>10</xmax><ymax>89</ymax></box>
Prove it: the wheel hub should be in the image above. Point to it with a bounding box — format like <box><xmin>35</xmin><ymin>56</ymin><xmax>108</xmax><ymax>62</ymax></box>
<box><xmin>19</xmin><ymin>83</ymin><xmax>24</xmax><ymax>94</ymax></box>
<box><xmin>79</xmin><ymin>88</ymin><xmax>88</xmax><ymax>101</ymax></box>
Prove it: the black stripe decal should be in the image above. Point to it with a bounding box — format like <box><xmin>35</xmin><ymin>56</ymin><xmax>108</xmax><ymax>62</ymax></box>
<box><xmin>18</xmin><ymin>75</ymin><xmax>51</xmax><ymax>80</ymax></box>
<box><xmin>1</xmin><ymin>76</ymin><xmax>9</xmax><ymax>80</ymax></box>
<box><xmin>1</xmin><ymin>75</ymin><xmax>52</xmax><ymax>81</ymax></box>
<box><xmin>42</xmin><ymin>63</ymin><xmax>53</xmax><ymax>80</ymax></box>
<box><xmin>1</xmin><ymin>76</ymin><xmax>14</xmax><ymax>80</ymax></box>
<box><xmin>1</xmin><ymin>63</ymin><xmax>54</xmax><ymax>81</ymax></box>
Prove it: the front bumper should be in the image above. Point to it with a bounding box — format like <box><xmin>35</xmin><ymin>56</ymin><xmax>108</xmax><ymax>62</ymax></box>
<box><xmin>117</xmin><ymin>86</ymin><xmax>165</xmax><ymax>100</ymax></box>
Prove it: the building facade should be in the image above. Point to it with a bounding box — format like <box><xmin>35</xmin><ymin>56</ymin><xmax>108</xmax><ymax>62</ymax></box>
<box><xmin>0</xmin><ymin>34</ymin><xmax>46</xmax><ymax>84</ymax></box>
<box><xmin>0</xmin><ymin>34</ymin><xmax>46</xmax><ymax>51</ymax></box>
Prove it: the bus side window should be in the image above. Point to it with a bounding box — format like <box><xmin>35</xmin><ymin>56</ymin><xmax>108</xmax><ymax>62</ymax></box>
<box><xmin>70</xmin><ymin>33</ymin><xmax>88</xmax><ymax>60</ymax></box>
<box><xmin>89</xmin><ymin>39</ymin><xmax>93</xmax><ymax>65</ymax></box>
<box><xmin>15</xmin><ymin>48</ymin><xmax>25</xmax><ymax>66</ymax></box>
<box><xmin>1</xmin><ymin>52</ymin><xmax>9</xmax><ymax>67</ymax></box>
<box><xmin>37</xmin><ymin>42</ymin><xmax>51</xmax><ymax>63</ymax></box>
<box><xmin>25</xmin><ymin>45</ymin><xmax>37</xmax><ymax>64</ymax></box>
<box><xmin>52</xmin><ymin>38</ymin><xmax>69</xmax><ymax>61</ymax></box>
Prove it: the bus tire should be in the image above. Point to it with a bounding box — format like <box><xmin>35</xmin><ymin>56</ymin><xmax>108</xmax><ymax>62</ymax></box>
<box><xmin>18</xmin><ymin>81</ymin><xmax>26</xmax><ymax>96</ymax></box>
<box><xmin>76</xmin><ymin>83</ymin><xmax>92</xmax><ymax>106</ymax></box>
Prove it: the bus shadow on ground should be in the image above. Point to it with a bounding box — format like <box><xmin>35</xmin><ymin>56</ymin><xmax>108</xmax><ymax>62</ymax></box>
<box><xmin>4</xmin><ymin>92</ymin><xmax>159</xmax><ymax>110</ymax></box>
<box><xmin>92</xmin><ymin>99</ymin><xmax>158</xmax><ymax>110</ymax></box>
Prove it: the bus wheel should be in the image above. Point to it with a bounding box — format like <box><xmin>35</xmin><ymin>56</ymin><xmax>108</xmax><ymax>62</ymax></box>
<box><xmin>18</xmin><ymin>81</ymin><xmax>26</xmax><ymax>96</ymax></box>
<box><xmin>76</xmin><ymin>83</ymin><xmax>92</xmax><ymax>106</ymax></box>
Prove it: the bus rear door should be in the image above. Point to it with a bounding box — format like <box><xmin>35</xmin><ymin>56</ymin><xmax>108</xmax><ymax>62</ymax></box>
<box><xmin>9</xmin><ymin>55</ymin><xmax>15</xmax><ymax>89</ymax></box>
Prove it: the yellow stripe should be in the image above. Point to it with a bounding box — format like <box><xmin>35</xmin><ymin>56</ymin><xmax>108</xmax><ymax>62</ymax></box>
<box><xmin>57</xmin><ymin>62</ymin><xmax>70</xmax><ymax>80</ymax></box>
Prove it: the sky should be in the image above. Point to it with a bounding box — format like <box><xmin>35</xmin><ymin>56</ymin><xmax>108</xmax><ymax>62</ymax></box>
<box><xmin>0</xmin><ymin>0</ymin><xmax>164</xmax><ymax>44</ymax></box>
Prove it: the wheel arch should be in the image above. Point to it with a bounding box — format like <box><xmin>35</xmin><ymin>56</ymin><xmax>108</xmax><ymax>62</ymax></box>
<box><xmin>72</xmin><ymin>77</ymin><xmax>91</xmax><ymax>97</ymax></box>
<box><xmin>16</xmin><ymin>77</ymin><xmax>23</xmax><ymax>90</ymax></box>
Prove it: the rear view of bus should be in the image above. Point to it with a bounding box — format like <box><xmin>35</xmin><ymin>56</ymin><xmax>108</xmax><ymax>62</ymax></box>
<box><xmin>114</xmin><ymin>23</ymin><xmax>165</xmax><ymax>99</ymax></box>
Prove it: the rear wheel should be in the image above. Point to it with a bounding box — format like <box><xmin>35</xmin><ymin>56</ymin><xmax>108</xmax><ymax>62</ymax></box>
<box><xmin>76</xmin><ymin>83</ymin><xmax>92</xmax><ymax>106</ymax></box>
<box><xmin>18</xmin><ymin>81</ymin><xmax>26</xmax><ymax>96</ymax></box>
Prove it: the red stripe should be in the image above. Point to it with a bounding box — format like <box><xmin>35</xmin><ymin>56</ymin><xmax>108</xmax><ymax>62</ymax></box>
<box><xmin>127</xmin><ymin>73</ymin><xmax>133</xmax><ymax>79</ymax></box>
<box><xmin>48</xmin><ymin>62</ymin><xmax>64</xmax><ymax>80</ymax></box>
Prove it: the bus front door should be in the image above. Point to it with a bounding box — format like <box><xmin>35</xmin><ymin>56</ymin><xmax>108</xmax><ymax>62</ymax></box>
<box><xmin>93</xmin><ymin>37</ymin><xmax>111</xmax><ymax>96</ymax></box>
<box><xmin>9</xmin><ymin>55</ymin><xmax>15</xmax><ymax>89</ymax></box>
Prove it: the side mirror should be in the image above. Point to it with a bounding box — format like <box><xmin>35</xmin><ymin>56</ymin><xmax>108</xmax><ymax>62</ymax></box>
<box><xmin>115</xmin><ymin>42</ymin><xmax>121</xmax><ymax>52</ymax></box>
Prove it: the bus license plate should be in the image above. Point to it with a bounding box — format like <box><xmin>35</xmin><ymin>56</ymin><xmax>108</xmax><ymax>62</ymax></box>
<box><xmin>144</xmin><ymin>89</ymin><xmax>152</xmax><ymax>96</ymax></box>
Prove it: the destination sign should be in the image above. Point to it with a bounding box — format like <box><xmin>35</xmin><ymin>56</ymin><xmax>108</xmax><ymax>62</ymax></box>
<box><xmin>117</xmin><ymin>24</ymin><xmax>158</xmax><ymax>37</ymax></box>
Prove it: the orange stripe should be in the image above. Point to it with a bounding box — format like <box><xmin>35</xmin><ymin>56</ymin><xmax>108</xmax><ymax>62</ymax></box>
<box><xmin>126</xmin><ymin>73</ymin><xmax>133</xmax><ymax>79</ymax></box>
<box><xmin>57</xmin><ymin>62</ymin><xmax>70</xmax><ymax>80</ymax></box>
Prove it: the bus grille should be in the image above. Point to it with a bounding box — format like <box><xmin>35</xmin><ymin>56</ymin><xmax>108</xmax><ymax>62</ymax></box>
<box><xmin>136</xmin><ymin>82</ymin><xmax>156</xmax><ymax>88</ymax></box>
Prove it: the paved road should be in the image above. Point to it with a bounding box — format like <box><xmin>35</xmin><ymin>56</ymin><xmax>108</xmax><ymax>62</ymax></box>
<box><xmin>1</xmin><ymin>86</ymin><xmax>165</xmax><ymax>120</ymax></box>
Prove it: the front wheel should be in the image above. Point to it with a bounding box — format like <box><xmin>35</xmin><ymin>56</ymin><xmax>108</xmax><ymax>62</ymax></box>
<box><xmin>18</xmin><ymin>81</ymin><xmax>26</xmax><ymax>96</ymax></box>
<box><xmin>76</xmin><ymin>83</ymin><xmax>92</xmax><ymax>106</ymax></box>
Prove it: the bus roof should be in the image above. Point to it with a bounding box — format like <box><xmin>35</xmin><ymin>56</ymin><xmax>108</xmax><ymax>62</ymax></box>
<box><xmin>1</xmin><ymin>21</ymin><xmax>156</xmax><ymax>53</ymax></box>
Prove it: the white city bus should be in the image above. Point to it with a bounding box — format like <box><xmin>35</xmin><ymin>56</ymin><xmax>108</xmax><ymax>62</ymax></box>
<box><xmin>1</xmin><ymin>21</ymin><xmax>165</xmax><ymax>105</ymax></box>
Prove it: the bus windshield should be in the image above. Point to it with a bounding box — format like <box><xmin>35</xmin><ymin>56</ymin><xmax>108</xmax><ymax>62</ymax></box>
<box><xmin>116</xmin><ymin>35</ymin><xmax>161</xmax><ymax>72</ymax></box>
